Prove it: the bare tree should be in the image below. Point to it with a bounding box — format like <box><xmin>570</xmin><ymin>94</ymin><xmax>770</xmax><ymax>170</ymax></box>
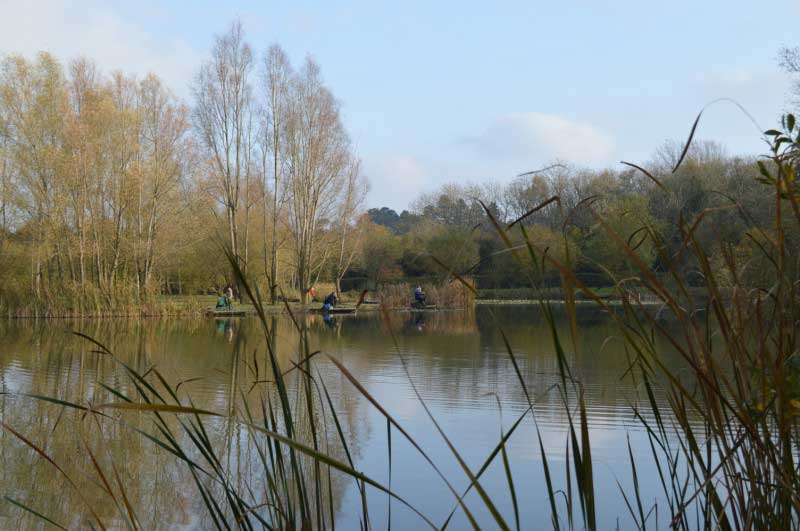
<box><xmin>65</xmin><ymin>57</ymin><xmax>98</xmax><ymax>288</ymax></box>
<box><xmin>133</xmin><ymin>74</ymin><xmax>191</xmax><ymax>296</ymax></box>
<box><xmin>284</xmin><ymin>58</ymin><xmax>355</xmax><ymax>304</ymax></box>
<box><xmin>192</xmin><ymin>20</ymin><xmax>254</xmax><ymax>278</ymax></box>
<box><xmin>779</xmin><ymin>46</ymin><xmax>800</xmax><ymax>110</ymax></box>
<box><xmin>259</xmin><ymin>44</ymin><xmax>292</xmax><ymax>303</ymax></box>
<box><xmin>105</xmin><ymin>71</ymin><xmax>140</xmax><ymax>289</ymax></box>
<box><xmin>332</xmin><ymin>161</ymin><xmax>368</xmax><ymax>296</ymax></box>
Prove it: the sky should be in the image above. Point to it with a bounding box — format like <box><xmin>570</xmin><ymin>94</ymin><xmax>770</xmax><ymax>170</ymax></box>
<box><xmin>0</xmin><ymin>0</ymin><xmax>796</xmax><ymax>210</ymax></box>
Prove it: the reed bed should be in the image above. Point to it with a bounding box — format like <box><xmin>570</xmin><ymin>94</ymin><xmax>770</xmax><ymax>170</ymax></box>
<box><xmin>378</xmin><ymin>280</ymin><xmax>475</xmax><ymax>308</ymax></box>
<box><xmin>1</xmin><ymin>114</ymin><xmax>799</xmax><ymax>529</ymax></box>
<box><xmin>0</xmin><ymin>283</ymin><xmax>209</xmax><ymax>318</ymax></box>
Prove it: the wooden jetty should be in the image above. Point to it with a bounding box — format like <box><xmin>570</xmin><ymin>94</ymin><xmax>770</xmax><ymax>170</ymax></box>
<box><xmin>310</xmin><ymin>306</ymin><xmax>358</xmax><ymax>315</ymax></box>
<box><xmin>402</xmin><ymin>305</ymin><xmax>441</xmax><ymax>312</ymax></box>
<box><xmin>205</xmin><ymin>308</ymin><xmax>253</xmax><ymax>317</ymax></box>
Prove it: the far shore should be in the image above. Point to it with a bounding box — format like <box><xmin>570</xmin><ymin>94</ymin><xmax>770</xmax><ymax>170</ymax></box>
<box><xmin>475</xmin><ymin>298</ymin><xmax>665</xmax><ymax>306</ymax></box>
<box><xmin>1</xmin><ymin>293</ymin><xmax>672</xmax><ymax>320</ymax></box>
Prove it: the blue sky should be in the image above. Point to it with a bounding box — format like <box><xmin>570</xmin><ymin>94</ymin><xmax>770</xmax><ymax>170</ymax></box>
<box><xmin>0</xmin><ymin>0</ymin><xmax>796</xmax><ymax>209</ymax></box>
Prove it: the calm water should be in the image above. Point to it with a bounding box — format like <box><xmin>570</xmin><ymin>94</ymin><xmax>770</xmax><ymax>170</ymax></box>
<box><xmin>0</xmin><ymin>305</ymin><xmax>692</xmax><ymax>529</ymax></box>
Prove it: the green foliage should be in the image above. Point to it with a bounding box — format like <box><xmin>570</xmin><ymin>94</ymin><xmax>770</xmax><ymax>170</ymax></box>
<box><xmin>579</xmin><ymin>194</ymin><xmax>657</xmax><ymax>276</ymax></box>
<box><xmin>358</xmin><ymin>219</ymin><xmax>404</xmax><ymax>283</ymax></box>
<box><xmin>397</xmin><ymin>221</ymin><xmax>478</xmax><ymax>277</ymax></box>
<box><xmin>366</xmin><ymin>207</ymin><xmax>418</xmax><ymax>234</ymax></box>
<box><xmin>349</xmin><ymin>142</ymin><xmax>787</xmax><ymax>295</ymax></box>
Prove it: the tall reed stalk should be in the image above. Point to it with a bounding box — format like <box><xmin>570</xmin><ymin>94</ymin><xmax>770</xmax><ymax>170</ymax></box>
<box><xmin>472</xmin><ymin>112</ymin><xmax>800</xmax><ymax>529</ymax></box>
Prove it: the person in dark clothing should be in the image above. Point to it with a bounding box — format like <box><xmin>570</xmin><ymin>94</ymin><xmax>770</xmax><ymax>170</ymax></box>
<box><xmin>413</xmin><ymin>285</ymin><xmax>426</xmax><ymax>307</ymax></box>
<box><xmin>322</xmin><ymin>292</ymin><xmax>338</xmax><ymax>311</ymax></box>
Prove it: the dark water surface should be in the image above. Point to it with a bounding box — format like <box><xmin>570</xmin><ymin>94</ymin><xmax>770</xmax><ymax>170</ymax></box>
<box><xmin>0</xmin><ymin>305</ymin><xmax>691</xmax><ymax>529</ymax></box>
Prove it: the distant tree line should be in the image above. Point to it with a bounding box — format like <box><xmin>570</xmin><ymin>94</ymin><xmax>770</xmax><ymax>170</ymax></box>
<box><xmin>349</xmin><ymin>140</ymin><xmax>797</xmax><ymax>292</ymax></box>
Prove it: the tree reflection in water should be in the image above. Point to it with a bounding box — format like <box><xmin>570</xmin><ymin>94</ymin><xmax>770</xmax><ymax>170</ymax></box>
<box><xmin>0</xmin><ymin>306</ymin><xmax>692</xmax><ymax>529</ymax></box>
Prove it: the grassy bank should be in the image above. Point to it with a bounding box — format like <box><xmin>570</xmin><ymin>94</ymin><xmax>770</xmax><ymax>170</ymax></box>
<box><xmin>0</xmin><ymin>293</ymin><xmax>221</xmax><ymax>319</ymax></box>
<box><xmin>0</xmin><ymin>286</ymin><xmax>473</xmax><ymax>319</ymax></box>
<box><xmin>475</xmin><ymin>285</ymin><xmax>729</xmax><ymax>303</ymax></box>
<box><xmin>477</xmin><ymin>286</ymin><xmax>616</xmax><ymax>301</ymax></box>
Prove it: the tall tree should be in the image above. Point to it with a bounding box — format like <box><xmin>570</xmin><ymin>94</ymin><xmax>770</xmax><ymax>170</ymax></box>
<box><xmin>332</xmin><ymin>161</ymin><xmax>367</xmax><ymax>296</ymax></box>
<box><xmin>284</xmin><ymin>58</ymin><xmax>356</xmax><ymax>304</ymax></box>
<box><xmin>260</xmin><ymin>44</ymin><xmax>292</xmax><ymax>303</ymax></box>
<box><xmin>192</xmin><ymin>20</ymin><xmax>254</xmax><ymax>278</ymax></box>
<box><xmin>0</xmin><ymin>89</ymin><xmax>11</xmax><ymax>249</ymax></box>
<box><xmin>0</xmin><ymin>53</ymin><xmax>67</xmax><ymax>297</ymax></box>
<box><xmin>133</xmin><ymin>74</ymin><xmax>191</xmax><ymax>296</ymax></box>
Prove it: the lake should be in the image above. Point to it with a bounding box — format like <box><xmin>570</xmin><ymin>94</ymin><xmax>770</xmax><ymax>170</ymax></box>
<box><xmin>0</xmin><ymin>305</ymin><xmax>693</xmax><ymax>529</ymax></box>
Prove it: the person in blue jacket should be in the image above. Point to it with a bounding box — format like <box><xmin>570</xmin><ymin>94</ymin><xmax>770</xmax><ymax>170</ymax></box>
<box><xmin>413</xmin><ymin>285</ymin><xmax>426</xmax><ymax>307</ymax></box>
<box><xmin>323</xmin><ymin>292</ymin><xmax>338</xmax><ymax>311</ymax></box>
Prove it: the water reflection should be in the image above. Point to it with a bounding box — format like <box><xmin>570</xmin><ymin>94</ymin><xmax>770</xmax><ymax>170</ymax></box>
<box><xmin>215</xmin><ymin>317</ymin><xmax>235</xmax><ymax>342</ymax></box>
<box><xmin>411</xmin><ymin>313</ymin><xmax>426</xmax><ymax>332</ymax></box>
<box><xmin>0</xmin><ymin>306</ymin><xmax>696</xmax><ymax>529</ymax></box>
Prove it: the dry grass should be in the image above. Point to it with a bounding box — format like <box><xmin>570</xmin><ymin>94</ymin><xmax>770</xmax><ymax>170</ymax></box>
<box><xmin>377</xmin><ymin>280</ymin><xmax>475</xmax><ymax>308</ymax></box>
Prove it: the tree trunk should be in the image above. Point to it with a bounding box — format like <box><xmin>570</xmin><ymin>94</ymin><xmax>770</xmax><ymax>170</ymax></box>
<box><xmin>227</xmin><ymin>205</ymin><xmax>238</xmax><ymax>261</ymax></box>
<box><xmin>270</xmin><ymin>133</ymin><xmax>279</xmax><ymax>304</ymax></box>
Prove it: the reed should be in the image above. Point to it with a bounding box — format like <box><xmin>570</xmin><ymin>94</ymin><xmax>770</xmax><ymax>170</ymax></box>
<box><xmin>378</xmin><ymin>280</ymin><xmax>475</xmax><ymax>308</ymax></box>
<box><xmin>0</xmin><ymin>282</ymin><xmax>210</xmax><ymax>318</ymax></box>
<box><xmin>473</xmin><ymin>112</ymin><xmax>800</xmax><ymax>529</ymax></box>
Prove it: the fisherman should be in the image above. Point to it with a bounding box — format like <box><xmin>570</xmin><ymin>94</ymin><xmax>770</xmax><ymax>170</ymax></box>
<box><xmin>309</xmin><ymin>286</ymin><xmax>318</xmax><ymax>302</ymax></box>
<box><xmin>323</xmin><ymin>292</ymin><xmax>338</xmax><ymax>311</ymax></box>
<box><xmin>215</xmin><ymin>290</ymin><xmax>232</xmax><ymax>310</ymax></box>
<box><xmin>413</xmin><ymin>285</ymin><xmax>426</xmax><ymax>307</ymax></box>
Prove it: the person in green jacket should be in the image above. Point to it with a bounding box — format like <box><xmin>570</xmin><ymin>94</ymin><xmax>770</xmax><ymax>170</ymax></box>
<box><xmin>216</xmin><ymin>288</ymin><xmax>232</xmax><ymax>310</ymax></box>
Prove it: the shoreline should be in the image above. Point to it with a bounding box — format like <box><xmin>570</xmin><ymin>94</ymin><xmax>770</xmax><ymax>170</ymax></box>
<box><xmin>475</xmin><ymin>298</ymin><xmax>664</xmax><ymax>306</ymax></box>
<box><xmin>1</xmin><ymin>297</ymin><xmax>668</xmax><ymax>320</ymax></box>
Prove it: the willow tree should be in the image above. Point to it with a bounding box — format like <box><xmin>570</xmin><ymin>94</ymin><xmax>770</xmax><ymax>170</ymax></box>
<box><xmin>284</xmin><ymin>58</ymin><xmax>357</xmax><ymax>304</ymax></box>
<box><xmin>192</xmin><ymin>20</ymin><xmax>254</xmax><ymax>278</ymax></box>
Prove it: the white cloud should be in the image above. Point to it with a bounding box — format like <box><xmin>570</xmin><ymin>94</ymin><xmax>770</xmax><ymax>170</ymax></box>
<box><xmin>458</xmin><ymin>111</ymin><xmax>616</xmax><ymax>170</ymax></box>
<box><xmin>363</xmin><ymin>112</ymin><xmax>616</xmax><ymax>209</ymax></box>
<box><xmin>0</xmin><ymin>0</ymin><xmax>200</xmax><ymax>97</ymax></box>
<box><xmin>363</xmin><ymin>154</ymin><xmax>430</xmax><ymax>211</ymax></box>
